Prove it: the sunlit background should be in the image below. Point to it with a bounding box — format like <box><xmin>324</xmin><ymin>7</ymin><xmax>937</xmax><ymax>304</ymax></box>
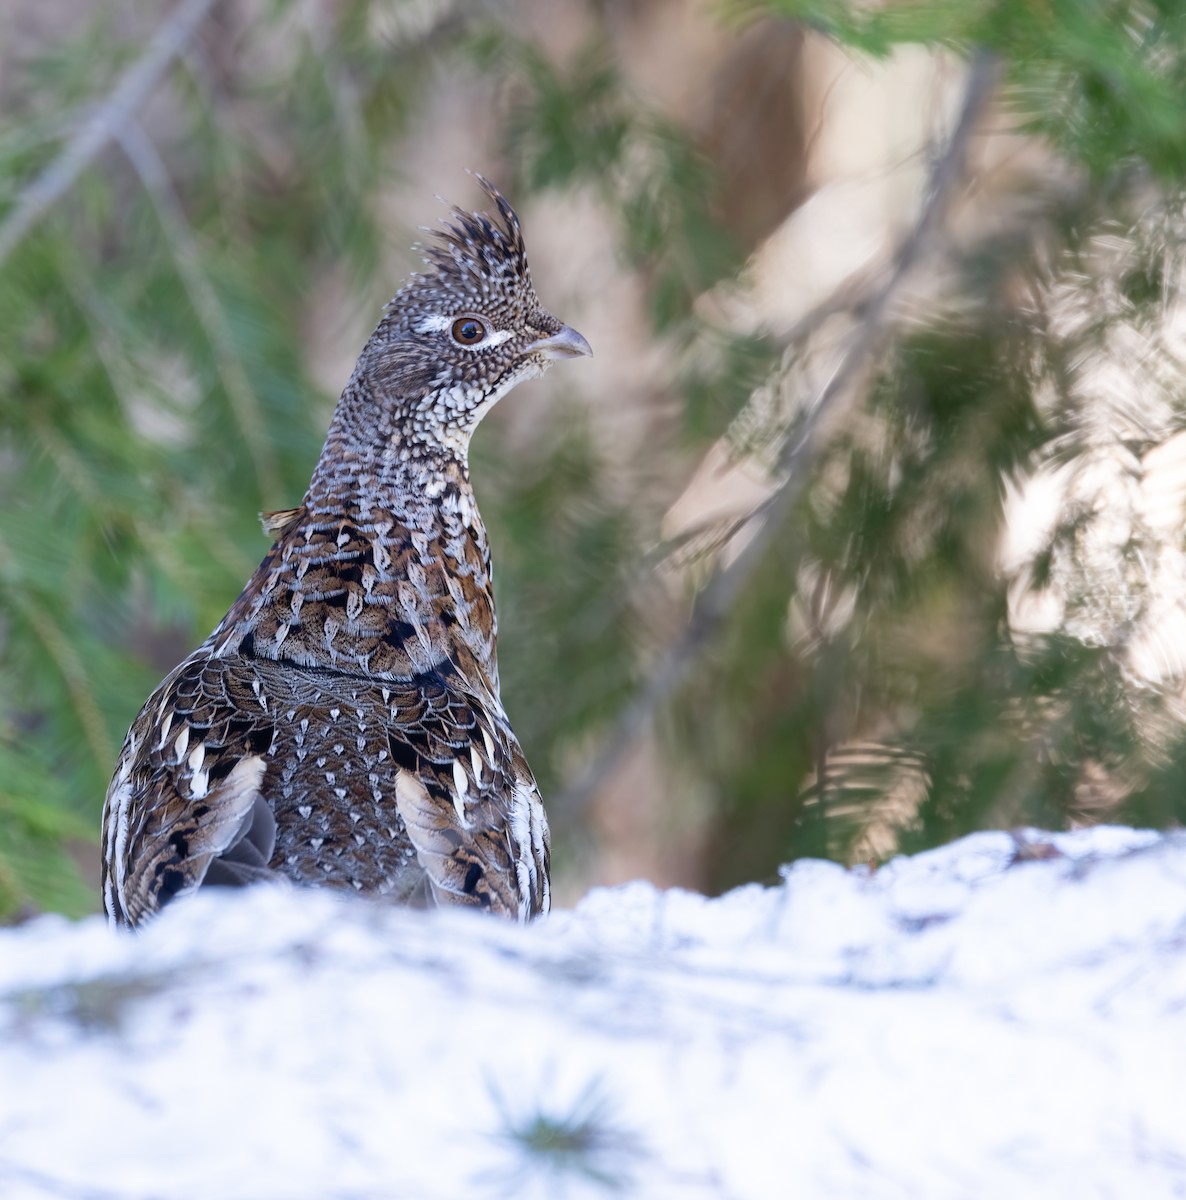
<box><xmin>3</xmin><ymin>0</ymin><xmax>1186</xmax><ymax>918</ymax></box>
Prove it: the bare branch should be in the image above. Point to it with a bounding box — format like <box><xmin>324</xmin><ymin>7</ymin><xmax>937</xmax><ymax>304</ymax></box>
<box><xmin>555</xmin><ymin>51</ymin><xmax>1001</xmax><ymax>819</ymax></box>
<box><xmin>0</xmin><ymin>0</ymin><xmax>219</xmax><ymax>272</ymax></box>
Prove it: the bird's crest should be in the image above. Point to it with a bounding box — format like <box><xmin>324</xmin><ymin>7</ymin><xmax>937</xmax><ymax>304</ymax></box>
<box><xmin>400</xmin><ymin>176</ymin><xmax>532</xmax><ymax>309</ymax></box>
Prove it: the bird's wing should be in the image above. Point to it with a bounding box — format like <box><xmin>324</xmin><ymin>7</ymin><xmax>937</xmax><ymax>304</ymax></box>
<box><xmin>387</xmin><ymin>671</ymin><xmax>551</xmax><ymax>921</ymax></box>
<box><xmin>102</xmin><ymin>654</ymin><xmax>278</xmax><ymax>927</ymax></box>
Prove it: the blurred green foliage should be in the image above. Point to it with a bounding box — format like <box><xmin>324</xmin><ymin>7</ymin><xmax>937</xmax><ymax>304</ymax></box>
<box><xmin>3</xmin><ymin>0</ymin><xmax>1186</xmax><ymax>919</ymax></box>
<box><xmin>752</xmin><ymin>0</ymin><xmax>1186</xmax><ymax>178</ymax></box>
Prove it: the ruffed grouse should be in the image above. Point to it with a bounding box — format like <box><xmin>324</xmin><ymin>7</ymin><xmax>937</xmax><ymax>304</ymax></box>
<box><xmin>102</xmin><ymin>180</ymin><xmax>590</xmax><ymax>927</ymax></box>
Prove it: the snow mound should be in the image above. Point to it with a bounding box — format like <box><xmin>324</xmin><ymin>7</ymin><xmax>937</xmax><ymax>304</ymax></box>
<box><xmin>3</xmin><ymin>826</ymin><xmax>1185</xmax><ymax>1199</ymax></box>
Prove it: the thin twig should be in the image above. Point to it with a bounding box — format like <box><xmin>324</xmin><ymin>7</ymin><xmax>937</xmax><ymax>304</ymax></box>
<box><xmin>0</xmin><ymin>0</ymin><xmax>219</xmax><ymax>273</ymax></box>
<box><xmin>555</xmin><ymin>51</ymin><xmax>1000</xmax><ymax>818</ymax></box>
<box><xmin>117</xmin><ymin>119</ymin><xmax>280</xmax><ymax>501</ymax></box>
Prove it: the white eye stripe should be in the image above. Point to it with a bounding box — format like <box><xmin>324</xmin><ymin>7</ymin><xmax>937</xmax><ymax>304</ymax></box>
<box><xmin>411</xmin><ymin>315</ymin><xmax>512</xmax><ymax>349</ymax></box>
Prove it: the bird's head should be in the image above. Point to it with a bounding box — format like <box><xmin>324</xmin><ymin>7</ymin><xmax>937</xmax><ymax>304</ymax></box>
<box><xmin>358</xmin><ymin>178</ymin><xmax>591</xmax><ymax>456</ymax></box>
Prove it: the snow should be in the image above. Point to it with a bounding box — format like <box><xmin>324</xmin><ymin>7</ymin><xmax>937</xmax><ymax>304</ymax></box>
<box><xmin>3</xmin><ymin>826</ymin><xmax>1186</xmax><ymax>1199</ymax></box>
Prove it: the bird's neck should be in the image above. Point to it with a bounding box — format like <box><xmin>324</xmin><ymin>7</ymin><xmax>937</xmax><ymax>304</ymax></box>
<box><xmin>306</xmin><ymin>424</ymin><xmax>474</xmax><ymax>526</ymax></box>
<box><xmin>302</xmin><ymin>371</ymin><xmax>489</xmax><ymax>550</ymax></box>
<box><xmin>310</xmin><ymin>369</ymin><xmax>479</xmax><ymax>489</ymax></box>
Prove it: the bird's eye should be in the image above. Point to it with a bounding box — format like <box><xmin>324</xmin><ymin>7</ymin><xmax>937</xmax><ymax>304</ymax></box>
<box><xmin>451</xmin><ymin>317</ymin><xmax>487</xmax><ymax>346</ymax></box>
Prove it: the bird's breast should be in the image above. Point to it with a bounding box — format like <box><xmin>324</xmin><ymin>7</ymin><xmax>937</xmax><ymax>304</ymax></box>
<box><xmin>220</xmin><ymin>501</ymin><xmax>499</xmax><ymax>687</ymax></box>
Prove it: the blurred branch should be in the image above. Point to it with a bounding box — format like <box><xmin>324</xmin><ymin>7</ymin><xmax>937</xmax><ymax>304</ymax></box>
<box><xmin>556</xmin><ymin>51</ymin><xmax>1001</xmax><ymax>818</ymax></box>
<box><xmin>0</xmin><ymin>0</ymin><xmax>219</xmax><ymax>273</ymax></box>
<box><xmin>117</xmin><ymin>120</ymin><xmax>280</xmax><ymax>501</ymax></box>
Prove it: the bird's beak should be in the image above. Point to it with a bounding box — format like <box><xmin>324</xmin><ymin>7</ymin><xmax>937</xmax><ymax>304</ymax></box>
<box><xmin>528</xmin><ymin>324</ymin><xmax>593</xmax><ymax>361</ymax></box>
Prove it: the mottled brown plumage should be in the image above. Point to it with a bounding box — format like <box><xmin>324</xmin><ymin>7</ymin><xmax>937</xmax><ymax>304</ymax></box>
<box><xmin>102</xmin><ymin>180</ymin><xmax>590</xmax><ymax>927</ymax></box>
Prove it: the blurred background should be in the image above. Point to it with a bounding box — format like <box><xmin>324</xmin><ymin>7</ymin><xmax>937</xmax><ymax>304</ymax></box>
<box><xmin>3</xmin><ymin>0</ymin><xmax>1186</xmax><ymax>919</ymax></box>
